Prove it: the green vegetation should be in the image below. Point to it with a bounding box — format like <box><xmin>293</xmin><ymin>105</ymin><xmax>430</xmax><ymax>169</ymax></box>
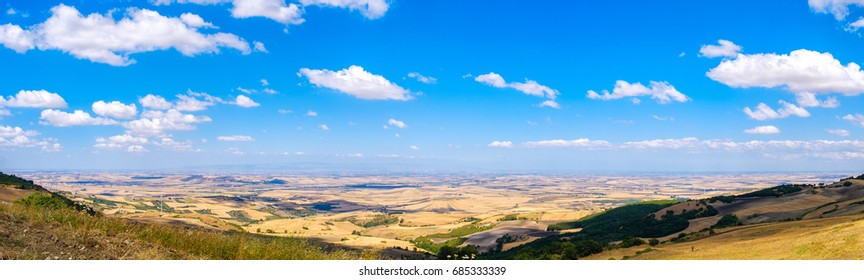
<box><xmin>194</xmin><ymin>209</ymin><xmax>214</xmax><ymax>215</ymax></box>
<box><xmin>14</xmin><ymin>192</ymin><xmax>96</xmax><ymax>216</ymax></box>
<box><xmin>437</xmin><ymin>244</ymin><xmax>478</xmax><ymax>260</ymax></box>
<box><xmin>737</xmin><ymin>184</ymin><xmax>808</xmax><ymax>198</ymax></box>
<box><xmin>0</xmin><ymin>172</ymin><xmax>42</xmax><ymax>190</ymax></box>
<box><xmin>348</xmin><ymin>214</ymin><xmax>399</xmax><ymax>228</ymax></box>
<box><xmin>227</xmin><ymin>210</ymin><xmax>258</xmax><ymax>224</ymax></box>
<box><xmin>712</xmin><ymin>214</ymin><xmax>740</xmax><ymax>229</ymax></box>
<box><xmin>510</xmin><ymin>239</ymin><xmax>603</xmax><ymax>260</ymax></box>
<box><xmin>412</xmin><ymin>236</ymin><xmax>467</xmax><ymax>255</ymax></box>
<box><xmin>425</xmin><ymin>223</ymin><xmax>494</xmax><ymax>239</ymax></box>
<box><xmin>498</xmin><ymin>214</ymin><xmax>528</xmax><ymax>221</ymax></box>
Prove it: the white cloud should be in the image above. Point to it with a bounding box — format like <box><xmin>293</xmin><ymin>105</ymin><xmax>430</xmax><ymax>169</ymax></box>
<box><xmin>523</xmin><ymin>138</ymin><xmax>611</xmax><ymax>149</ymax></box>
<box><xmin>123</xmin><ymin>109</ymin><xmax>211</xmax><ymax>136</ymax></box>
<box><xmin>0</xmin><ymin>125</ymin><xmax>56</xmax><ymax>149</ymax></box>
<box><xmin>180</xmin><ymin>12</ymin><xmax>216</xmax><ymax>28</ymax></box>
<box><xmin>699</xmin><ymin>39</ymin><xmax>742</xmax><ymax>58</ymax></box>
<box><xmin>40</xmin><ymin>109</ymin><xmax>117</xmax><ymax>127</ymax></box>
<box><xmin>0</xmin><ymin>90</ymin><xmax>67</xmax><ymax>108</ymax></box>
<box><xmin>0</xmin><ymin>5</ymin><xmax>252</xmax><ymax>66</ymax></box>
<box><xmin>407</xmin><ymin>72</ymin><xmax>437</xmax><ymax>84</ymax></box>
<box><xmin>827</xmin><ymin>129</ymin><xmax>850</xmax><ymax>136</ymax></box>
<box><xmin>94</xmin><ymin>134</ymin><xmax>148</xmax><ymax>149</ymax></box>
<box><xmin>409</xmin><ymin>145</ymin><xmax>419</xmax><ymax>150</ymax></box>
<box><xmin>278</xmin><ymin>109</ymin><xmax>292</xmax><ymax>114</ymax></box>
<box><xmin>260</xmin><ymin>79</ymin><xmax>269</xmax><ymax>86</ymax></box>
<box><xmin>621</xmin><ymin>137</ymin><xmax>700</xmax><ymax>150</ymax></box>
<box><xmin>235</xmin><ymin>87</ymin><xmax>256</xmax><ymax>94</ymax></box>
<box><xmin>217</xmin><ymin>135</ymin><xmax>255</xmax><ymax>141</ymax></box>
<box><xmin>300</xmin><ymin>0</ymin><xmax>389</xmax><ymax>19</ymax></box>
<box><xmin>234</xmin><ymin>95</ymin><xmax>260</xmax><ymax>107</ymax></box>
<box><xmin>92</xmin><ymin>101</ymin><xmax>138</xmax><ymax>119</ymax></box>
<box><xmin>707</xmin><ymin>49</ymin><xmax>864</xmax><ymax>96</ymax></box>
<box><xmin>0</xmin><ymin>24</ymin><xmax>36</xmax><ymax>53</ymax></box>
<box><xmin>299</xmin><ymin>65</ymin><xmax>412</xmax><ymax>100</ymax></box>
<box><xmin>127</xmin><ymin>145</ymin><xmax>148</xmax><ymax>152</ymax></box>
<box><xmin>841</xmin><ymin>113</ymin><xmax>864</xmax><ymax>127</ymax></box>
<box><xmin>155</xmin><ymin>137</ymin><xmax>197</xmax><ymax>151</ymax></box>
<box><xmin>0</xmin><ymin>109</ymin><xmax>9</xmax><ymax>118</ymax></box>
<box><xmin>174</xmin><ymin>90</ymin><xmax>223</xmax><ymax>111</ymax></box>
<box><xmin>744</xmin><ymin>125</ymin><xmax>781</xmax><ymax>134</ymax></box>
<box><xmin>306</xmin><ymin>110</ymin><xmax>318</xmax><ymax>117</ymax></box>
<box><xmin>743</xmin><ymin>101</ymin><xmax>810</xmax><ymax>121</ymax></box>
<box><xmin>846</xmin><ymin>17</ymin><xmax>864</xmax><ymax>31</ymax></box>
<box><xmin>794</xmin><ymin>92</ymin><xmax>839</xmax><ymax>108</ymax></box>
<box><xmin>488</xmin><ymin>141</ymin><xmax>513</xmax><ymax>148</ymax></box>
<box><xmin>139</xmin><ymin>94</ymin><xmax>173</xmax><ymax>110</ymax></box>
<box><xmin>587</xmin><ymin>80</ymin><xmax>689</xmax><ymax>104</ymax></box>
<box><xmin>232</xmin><ymin>0</ymin><xmax>304</xmax><ymax>25</ymax></box>
<box><xmin>387</xmin><ymin>118</ymin><xmax>407</xmax><ymax>128</ymax></box>
<box><xmin>262</xmin><ymin>88</ymin><xmax>278</xmax><ymax>94</ymax></box>
<box><xmin>253</xmin><ymin>41</ymin><xmax>268</xmax><ymax>53</ymax></box>
<box><xmin>808</xmin><ymin>0</ymin><xmax>864</xmax><ymax>20</ymax></box>
<box><xmin>539</xmin><ymin>100</ymin><xmax>560</xmax><ymax>109</ymax></box>
<box><xmin>652</xmin><ymin>115</ymin><xmax>675</xmax><ymax>121</ymax></box>
<box><xmin>318</xmin><ymin>124</ymin><xmax>330</xmax><ymax>131</ymax></box>
<box><xmin>475</xmin><ymin>72</ymin><xmax>559</xmax><ymax>100</ymax></box>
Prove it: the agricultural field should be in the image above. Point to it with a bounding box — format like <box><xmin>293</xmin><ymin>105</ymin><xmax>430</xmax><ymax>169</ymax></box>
<box><xmin>13</xmin><ymin>171</ymin><xmax>837</xmax><ymax>255</ymax></box>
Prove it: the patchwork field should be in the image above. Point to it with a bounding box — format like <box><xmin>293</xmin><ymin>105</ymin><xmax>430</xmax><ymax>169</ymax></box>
<box><xmin>15</xmin><ymin>172</ymin><xmax>842</xmax><ymax>254</ymax></box>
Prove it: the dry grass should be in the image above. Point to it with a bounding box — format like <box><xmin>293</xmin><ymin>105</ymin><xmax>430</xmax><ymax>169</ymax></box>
<box><xmin>586</xmin><ymin>213</ymin><xmax>864</xmax><ymax>260</ymax></box>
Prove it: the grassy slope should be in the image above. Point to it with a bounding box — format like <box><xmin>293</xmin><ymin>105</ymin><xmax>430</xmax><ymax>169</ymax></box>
<box><xmin>0</xmin><ymin>172</ymin><xmax>375</xmax><ymax>260</ymax></box>
<box><xmin>585</xmin><ymin>213</ymin><xmax>864</xmax><ymax>260</ymax></box>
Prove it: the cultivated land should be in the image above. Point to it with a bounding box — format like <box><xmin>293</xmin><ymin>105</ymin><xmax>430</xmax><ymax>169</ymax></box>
<box><xmin>5</xmin><ymin>171</ymin><xmax>842</xmax><ymax>258</ymax></box>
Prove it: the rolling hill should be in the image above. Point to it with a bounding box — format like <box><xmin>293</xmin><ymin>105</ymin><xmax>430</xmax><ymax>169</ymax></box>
<box><xmin>0</xmin><ymin>172</ymin><xmax>373</xmax><ymax>260</ymax></box>
<box><xmin>490</xmin><ymin>174</ymin><xmax>864</xmax><ymax>260</ymax></box>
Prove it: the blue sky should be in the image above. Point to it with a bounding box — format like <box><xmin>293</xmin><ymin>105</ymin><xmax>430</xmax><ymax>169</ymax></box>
<box><xmin>1</xmin><ymin>0</ymin><xmax>864</xmax><ymax>172</ymax></box>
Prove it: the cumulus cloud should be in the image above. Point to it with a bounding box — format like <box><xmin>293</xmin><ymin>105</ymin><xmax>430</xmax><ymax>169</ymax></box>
<box><xmin>139</xmin><ymin>94</ymin><xmax>173</xmax><ymax>110</ymax></box>
<box><xmin>794</xmin><ymin>92</ymin><xmax>839</xmax><ymax>108</ymax></box>
<box><xmin>217</xmin><ymin>135</ymin><xmax>255</xmax><ymax>141</ymax></box>
<box><xmin>253</xmin><ymin>41</ymin><xmax>267</xmax><ymax>53</ymax></box>
<box><xmin>808</xmin><ymin>0</ymin><xmax>864</xmax><ymax>20</ymax></box>
<box><xmin>0</xmin><ymin>90</ymin><xmax>67</xmax><ymax>108</ymax></box>
<box><xmin>123</xmin><ymin>109</ymin><xmax>211</xmax><ymax>136</ymax></box>
<box><xmin>743</xmin><ymin>101</ymin><xmax>810</xmax><ymax>121</ymax></box>
<box><xmin>841</xmin><ymin>114</ymin><xmax>864</xmax><ymax>127</ymax></box>
<box><xmin>699</xmin><ymin>39</ymin><xmax>742</xmax><ymax>58</ymax></box>
<box><xmin>744</xmin><ymin>125</ymin><xmax>781</xmax><ymax>134</ymax></box>
<box><xmin>707</xmin><ymin>49</ymin><xmax>864</xmax><ymax>96</ymax></box>
<box><xmin>0</xmin><ymin>125</ymin><xmax>57</xmax><ymax>150</ymax></box>
<box><xmin>488</xmin><ymin>141</ymin><xmax>513</xmax><ymax>148</ymax></box>
<box><xmin>587</xmin><ymin>80</ymin><xmax>689</xmax><ymax>104</ymax></box>
<box><xmin>298</xmin><ymin>65</ymin><xmax>412</xmax><ymax>100</ymax></box>
<box><xmin>306</xmin><ymin>110</ymin><xmax>318</xmax><ymax>117</ymax></box>
<box><xmin>475</xmin><ymin>72</ymin><xmax>559</xmax><ymax>102</ymax></box>
<box><xmin>318</xmin><ymin>124</ymin><xmax>330</xmax><ymax>131</ymax></box>
<box><xmin>387</xmin><ymin>118</ymin><xmax>407</xmax><ymax>129</ymax></box>
<box><xmin>174</xmin><ymin>90</ymin><xmax>224</xmax><ymax>111</ymax></box>
<box><xmin>523</xmin><ymin>138</ymin><xmax>611</xmax><ymax>149</ymax></box>
<box><xmin>827</xmin><ymin>129</ymin><xmax>850</xmax><ymax>136</ymax></box>
<box><xmin>407</xmin><ymin>72</ymin><xmax>437</xmax><ymax>84</ymax></box>
<box><xmin>94</xmin><ymin>134</ymin><xmax>149</xmax><ymax>149</ymax></box>
<box><xmin>40</xmin><ymin>109</ymin><xmax>117</xmax><ymax>127</ymax></box>
<box><xmin>92</xmin><ymin>101</ymin><xmax>138</xmax><ymax>119</ymax></box>
<box><xmin>409</xmin><ymin>145</ymin><xmax>419</xmax><ymax>150</ymax></box>
<box><xmin>0</xmin><ymin>4</ymin><xmax>252</xmax><ymax>66</ymax></box>
<box><xmin>300</xmin><ymin>0</ymin><xmax>390</xmax><ymax>19</ymax></box>
<box><xmin>180</xmin><ymin>13</ymin><xmax>216</xmax><ymax>28</ymax></box>
<box><xmin>539</xmin><ymin>100</ymin><xmax>560</xmax><ymax>109</ymax></box>
<box><xmin>846</xmin><ymin>17</ymin><xmax>864</xmax><ymax>32</ymax></box>
<box><xmin>0</xmin><ymin>24</ymin><xmax>36</xmax><ymax>53</ymax></box>
<box><xmin>234</xmin><ymin>95</ymin><xmax>260</xmax><ymax>107</ymax></box>
<box><xmin>232</xmin><ymin>0</ymin><xmax>304</xmax><ymax>24</ymax></box>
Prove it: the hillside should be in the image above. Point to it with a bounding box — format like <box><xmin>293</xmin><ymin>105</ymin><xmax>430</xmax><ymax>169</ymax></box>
<box><xmin>0</xmin><ymin>172</ymin><xmax>374</xmax><ymax>260</ymax></box>
<box><xmin>490</xmin><ymin>174</ymin><xmax>864</xmax><ymax>260</ymax></box>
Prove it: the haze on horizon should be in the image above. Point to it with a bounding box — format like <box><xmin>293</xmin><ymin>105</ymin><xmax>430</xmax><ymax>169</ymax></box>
<box><xmin>1</xmin><ymin>0</ymin><xmax>864</xmax><ymax>172</ymax></box>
